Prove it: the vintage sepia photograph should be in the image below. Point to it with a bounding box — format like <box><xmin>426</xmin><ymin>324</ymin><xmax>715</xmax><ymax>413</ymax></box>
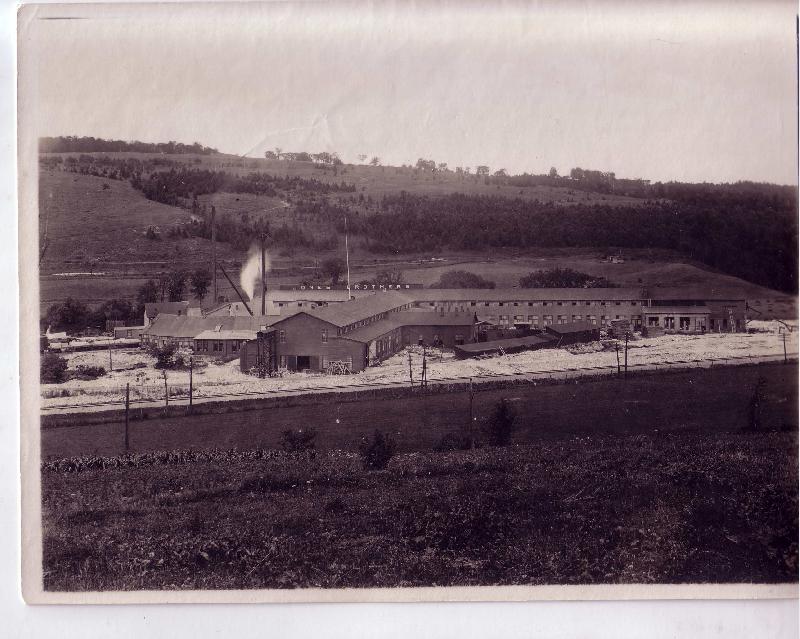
<box><xmin>18</xmin><ymin>0</ymin><xmax>799</xmax><ymax>602</ymax></box>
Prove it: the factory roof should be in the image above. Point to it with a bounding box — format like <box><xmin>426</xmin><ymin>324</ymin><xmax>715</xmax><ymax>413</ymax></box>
<box><xmin>144</xmin><ymin>314</ymin><xmax>291</xmax><ymax>339</ymax></box>
<box><xmin>410</xmin><ymin>288</ymin><xmax>644</xmax><ymax>302</ymax></box>
<box><xmin>194</xmin><ymin>329</ymin><xmax>260</xmax><ymax>341</ymax></box>
<box><xmin>300</xmin><ymin>291</ymin><xmax>415</xmax><ymax>327</ymax></box>
<box><xmin>340</xmin><ymin>312</ymin><xmax>475</xmax><ymax>343</ymax></box>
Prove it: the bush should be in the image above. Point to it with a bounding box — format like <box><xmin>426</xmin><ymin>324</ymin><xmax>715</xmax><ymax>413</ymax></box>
<box><xmin>41</xmin><ymin>353</ymin><xmax>69</xmax><ymax>383</ymax></box>
<box><xmin>280</xmin><ymin>428</ymin><xmax>317</xmax><ymax>454</ymax></box>
<box><xmin>151</xmin><ymin>343</ymin><xmax>177</xmax><ymax>369</ymax></box>
<box><xmin>434</xmin><ymin>431</ymin><xmax>476</xmax><ymax>452</ymax></box>
<box><xmin>74</xmin><ymin>365</ymin><xmax>106</xmax><ymax>380</ymax></box>
<box><xmin>485</xmin><ymin>399</ymin><xmax>517</xmax><ymax>447</ymax></box>
<box><xmin>358</xmin><ymin>429</ymin><xmax>396</xmax><ymax>470</ymax></box>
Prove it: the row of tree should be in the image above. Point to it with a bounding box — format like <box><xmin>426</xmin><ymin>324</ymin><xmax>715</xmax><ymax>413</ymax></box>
<box><xmin>359</xmin><ymin>191</ymin><xmax>797</xmax><ymax>293</ymax></box>
<box><xmin>39</xmin><ymin>136</ymin><xmax>218</xmax><ymax>155</ymax></box>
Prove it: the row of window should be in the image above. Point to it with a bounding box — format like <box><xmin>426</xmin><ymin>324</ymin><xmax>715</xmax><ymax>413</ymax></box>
<box><xmin>496</xmin><ymin>314</ymin><xmax>637</xmax><ymax>326</ymax></box>
<box><xmin>422</xmin><ymin>300</ymin><xmax>634</xmax><ymax>308</ymax></box>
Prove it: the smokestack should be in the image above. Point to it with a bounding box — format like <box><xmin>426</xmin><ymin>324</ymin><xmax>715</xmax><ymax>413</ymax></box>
<box><xmin>345</xmin><ymin>216</ymin><xmax>351</xmax><ymax>300</ymax></box>
<box><xmin>211</xmin><ymin>206</ymin><xmax>217</xmax><ymax>303</ymax></box>
<box><xmin>260</xmin><ymin>232</ymin><xmax>267</xmax><ymax>315</ymax></box>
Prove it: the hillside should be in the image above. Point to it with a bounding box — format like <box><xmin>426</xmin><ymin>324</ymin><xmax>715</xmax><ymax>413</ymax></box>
<box><xmin>37</xmin><ymin>150</ymin><xmax>797</xmax><ymax>315</ymax></box>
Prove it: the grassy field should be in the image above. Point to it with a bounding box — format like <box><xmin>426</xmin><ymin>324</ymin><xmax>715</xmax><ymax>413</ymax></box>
<box><xmin>40</xmin><ymin>363</ymin><xmax>798</xmax><ymax>590</ymax></box>
<box><xmin>41</xmin><ymin>363</ymin><xmax>798</xmax><ymax>458</ymax></box>
<box><xmin>41</xmin><ymin>429</ymin><xmax>797</xmax><ymax>590</ymax></box>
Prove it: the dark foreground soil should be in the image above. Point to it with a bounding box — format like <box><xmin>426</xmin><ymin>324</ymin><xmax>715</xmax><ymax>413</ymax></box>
<box><xmin>42</xmin><ymin>428</ymin><xmax>798</xmax><ymax>590</ymax></box>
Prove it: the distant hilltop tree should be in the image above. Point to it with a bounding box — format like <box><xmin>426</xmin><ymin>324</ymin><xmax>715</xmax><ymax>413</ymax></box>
<box><xmin>38</xmin><ymin>136</ymin><xmax>218</xmax><ymax>155</ymax></box>
<box><xmin>430</xmin><ymin>270</ymin><xmax>496</xmax><ymax>289</ymax></box>
<box><xmin>519</xmin><ymin>267</ymin><xmax>616</xmax><ymax>289</ymax></box>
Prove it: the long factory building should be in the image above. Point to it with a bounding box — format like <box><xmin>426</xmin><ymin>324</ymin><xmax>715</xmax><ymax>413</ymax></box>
<box><xmin>140</xmin><ymin>287</ymin><xmax>748</xmax><ymax>373</ymax></box>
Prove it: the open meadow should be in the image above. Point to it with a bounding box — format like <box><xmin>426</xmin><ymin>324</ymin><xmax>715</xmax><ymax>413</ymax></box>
<box><xmin>41</xmin><ymin>361</ymin><xmax>798</xmax><ymax>589</ymax></box>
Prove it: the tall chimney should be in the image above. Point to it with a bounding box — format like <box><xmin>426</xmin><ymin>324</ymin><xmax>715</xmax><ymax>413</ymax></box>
<box><xmin>211</xmin><ymin>205</ymin><xmax>217</xmax><ymax>303</ymax></box>
<box><xmin>260</xmin><ymin>232</ymin><xmax>267</xmax><ymax>315</ymax></box>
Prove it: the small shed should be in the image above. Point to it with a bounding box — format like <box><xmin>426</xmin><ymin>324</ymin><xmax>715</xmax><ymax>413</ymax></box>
<box><xmin>544</xmin><ymin>321</ymin><xmax>601</xmax><ymax>345</ymax></box>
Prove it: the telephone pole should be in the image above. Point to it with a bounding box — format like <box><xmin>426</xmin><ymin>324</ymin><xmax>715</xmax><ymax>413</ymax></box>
<box><xmin>624</xmin><ymin>333</ymin><xmax>629</xmax><ymax>379</ymax></box>
<box><xmin>211</xmin><ymin>205</ymin><xmax>217</xmax><ymax>303</ymax></box>
<box><xmin>124</xmin><ymin>383</ymin><xmax>130</xmax><ymax>452</ymax></box>
<box><xmin>260</xmin><ymin>231</ymin><xmax>267</xmax><ymax>315</ymax></box>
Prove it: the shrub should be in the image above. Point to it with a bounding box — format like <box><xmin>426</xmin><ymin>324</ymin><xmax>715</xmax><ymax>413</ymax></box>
<box><xmin>151</xmin><ymin>343</ymin><xmax>177</xmax><ymax>369</ymax></box>
<box><xmin>358</xmin><ymin>429</ymin><xmax>396</xmax><ymax>470</ymax></box>
<box><xmin>74</xmin><ymin>365</ymin><xmax>107</xmax><ymax>380</ymax></box>
<box><xmin>485</xmin><ymin>398</ymin><xmax>517</xmax><ymax>446</ymax></box>
<box><xmin>434</xmin><ymin>431</ymin><xmax>475</xmax><ymax>452</ymax></box>
<box><xmin>280</xmin><ymin>428</ymin><xmax>317</xmax><ymax>454</ymax></box>
<box><xmin>41</xmin><ymin>353</ymin><xmax>69</xmax><ymax>383</ymax></box>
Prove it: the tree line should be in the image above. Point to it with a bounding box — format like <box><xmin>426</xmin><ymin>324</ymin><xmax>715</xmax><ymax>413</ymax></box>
<box><xmin>360</xmin><ymin>191</ymin><xmax>797</xmax><ymax>293</ymax></box>
<box><xmin>39</xmin><ymin>136</ymin><xmax>219</xmax><ymax>155</ymax></box>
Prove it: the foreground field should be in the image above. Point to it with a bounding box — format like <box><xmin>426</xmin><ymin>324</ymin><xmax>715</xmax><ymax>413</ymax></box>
<box><xmin>41</xmin><ymin>361</ymin><xmax>797</xmax><ymax>461</ymax></box>
<box><xmin>41</xmin><ymin>428</ymin><xmax>798</xmax><ymax>590</ymax></box>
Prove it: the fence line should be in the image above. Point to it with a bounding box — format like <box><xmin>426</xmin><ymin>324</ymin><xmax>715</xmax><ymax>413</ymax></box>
<box><xmin>41</xmin><ymin>353</ymin><xmax>796</xmax><ymax>412</ymax></box>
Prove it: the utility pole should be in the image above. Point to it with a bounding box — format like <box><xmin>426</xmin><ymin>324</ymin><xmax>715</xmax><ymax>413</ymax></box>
<box><xmin>260</xmin><ymin>231</ymin><xmax>267</xmax><ymax>315</ymax></box>
<box><xmin>162</xmin><ymin>370</ymin><xmax>168</xmax><ymax>407</ymax></box>
<box><xmin>211</xmin><ymin>205</ymin><xmax>217</xmax><ymax>303</ymax></box>
<box><xmin>408</xmin><ymin>351</ymin><xmax>414</xmax><ymax>388</ymax></box>
<box><xmin>624</xmin><ymin>333</ymin><xmax>629</xmax><ymax>379</ymax></box>
<box><xmin>468</xmin><ymin>377</ymin><xmax>474</xmax><ymax>449</ymax></box>
<box><xmin>189</xmin><ymin>355</ymin><xmax>193</xmax><ymax>409</ymax></box>
<box><xmin>124</xmin><ymin>383</ymin><xmax>130</xmax><ymax>452</ymax></box>
<box><xmin>615</xmin><ymin>342</ymin><xmax>621</xmax><ymax>376</ymax></box>
<box><xmin>421</xmin><ymin>347</ymin><xmax>427</xmax><ymax>390</ymax></box>
<box><xmin>783</xmin><ymin>332</ymin><xmax>787</xmax><ymax>364</ymax></box>
<box><xmin>108</xmin><ymin>340</ymin><xmax>113</xmax><ymax>372</ymax></box>
<box><xmin>344</xmin><ymin>216</ymin><xmax>352</xmax><ymax>299</ymax></box>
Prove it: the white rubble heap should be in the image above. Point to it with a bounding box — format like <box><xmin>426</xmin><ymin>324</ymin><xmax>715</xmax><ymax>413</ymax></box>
<box><xmin>41</xmin><ymin>320</ymin><xmax>798</xmax><ymax>409</ymax></box>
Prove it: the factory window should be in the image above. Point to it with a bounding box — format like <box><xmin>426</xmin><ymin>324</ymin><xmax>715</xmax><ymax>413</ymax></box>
<box><xmin>470</xmin><ymin>301</ymin><xmax>476</xmax><ymax>306</ymax></box>
<box><xmin>543</xmin><ymin>314</ymin><xmax>553</xmax><ymax>325</ymax></box>
<box><xmin>588</xmin><ymin>315</ymin><xmax>597</xmax><ymax>325</ymax></box>
<box><xmin>679</xmin><ymin>317</ymin><xmax>690</xmax><ymax>330</ymax></box>
<box><xmin>514</xmin><ymin>315</ymin><xmax>524</xmax><ymax>321</ymax></box>
<box><xmin>279</xmin><ymin>355</ymin><xmax>287</xmax><ymax>368</ymax></box>
<box><xmin>231</xmin><ymin>341</ymin><xmax>240</xmax><ymax>352</ymax></box>
<box><xmin>529</xmin><ymin>315</ymin><xmax>539</xmax><ymax>326</ymax></box>
<box><xmin>558</xmin><ymin>315</ymin><xmax>568</xmax><ymax>324</ymax></box>
<box><xmin>279</xmin><ymin>330</ymin><xmax>286</xmax><ymax>343</ymax></box>
<box><xmin>573</xmin><ymin>315</ymin><xmax>582</xmax><ymax>321</ymax></box>
<box><xmin>664</xmin><ymin>317</ymin><xmax>675</xmax><ymax>329</ymax></box>
<box><xmin>648</xmin><ymin>317</ymin><xmax>659</xmax><ymax>327</ymax></box>
<box><xmin>322</xmin><ymin>329</ymin><xmax>328</xmax><ymax>343</ymax></box>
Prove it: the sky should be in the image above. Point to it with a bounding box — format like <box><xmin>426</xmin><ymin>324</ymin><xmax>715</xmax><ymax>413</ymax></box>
<box><xmin>20</xmin><ymin>0</ymin><xmax>799</xmax><ymax>184</ymax></box>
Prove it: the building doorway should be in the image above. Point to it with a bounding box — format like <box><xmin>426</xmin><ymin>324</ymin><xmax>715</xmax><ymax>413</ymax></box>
<box><xmin>296</xmin><ymin>355</ymin><xmax>311</xmax><ymax>370</ymax></box>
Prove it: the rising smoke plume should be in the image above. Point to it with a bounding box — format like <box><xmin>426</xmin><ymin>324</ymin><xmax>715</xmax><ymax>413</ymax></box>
<box><xmin>240</xmin><ymin>244</ymin><xmax>270</xmax><ymax>301</ymax></box>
